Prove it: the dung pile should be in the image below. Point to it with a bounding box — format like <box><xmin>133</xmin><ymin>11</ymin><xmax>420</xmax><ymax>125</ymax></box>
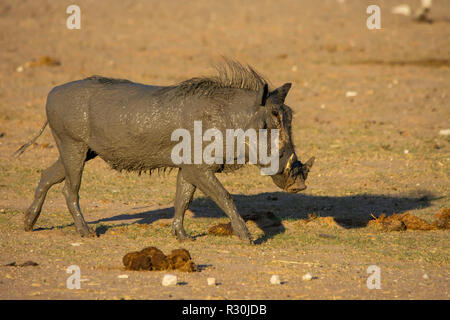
<box><xmin>208</xmin><ymin>223</ymin><xmax>233</xmax><ymax>236</ymax></box>
<box><xmin>24</xmin><ymin>56</ymin><xmax>61</xmax><ymax>68</ymax></box>
<box><xmin>298</xmin><ymin>213</ymin><xmax>344</xmax><ymax>228</ymax></box>
<box><xmin>242</xmin><ymin>211</ymin><xmax>282</xmax><ymax>229</ymax></box>
<box><xmin>368</xmin><ymin>209</ymin><xmax>450</xmax><ymax>231</ymax></box>
<box><xmin>123</xmin><ymin>247</ymin><xmax>197</xmax><ymax>272</ymax></box>
<box><xmin>433</xmin><ymin>208</ymin><xmax>450</xmax><ymax>229</ymax></box>
<box><xmin>208</xmin><ymin>211</ymin><xmax>282</xmax><ymax>236</ymax></box>
<box><xmin>16</xmin><ymin>56</ymin><xmax>61</xmax><ymax>72</ymax></box>
<box><xmin>4</xmin><ymin>260</ymin><xmax>39</xmax><ymax>267</ymax></box>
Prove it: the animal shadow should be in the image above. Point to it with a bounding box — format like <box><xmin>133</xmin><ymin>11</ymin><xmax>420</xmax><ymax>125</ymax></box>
<box><xmin>91</xmin><ymin>191</ymin><xmax>434</xmax><ymax>244</ymax></box>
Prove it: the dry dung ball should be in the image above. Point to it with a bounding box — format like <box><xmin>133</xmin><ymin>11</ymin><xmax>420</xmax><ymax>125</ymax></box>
<box><xmin>208</xmin><ymin>223</ymin><xmax>233</xmax><ymax>236</ymax></box>
<box><xmin>123</xmin><ymin>247</ymin><xmax>197</xmax><ymax>272</ymax></box>
<box><xmin>432</xmin><ymin>208</ymin><xmax>450</xmax><ymax>229</ymax></box>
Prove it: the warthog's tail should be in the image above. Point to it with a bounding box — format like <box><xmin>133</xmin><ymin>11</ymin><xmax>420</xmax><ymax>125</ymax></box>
<box><xmin>13</xmin><ymin>121</ymin><xmax>49</xmax><ymax>157</ymax></box>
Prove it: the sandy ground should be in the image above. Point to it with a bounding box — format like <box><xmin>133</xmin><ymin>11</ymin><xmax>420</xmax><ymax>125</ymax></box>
<box><xmin>0</xmin><ymin>0</ymin><xmax>449</xmax><ymax>299</ymax></box>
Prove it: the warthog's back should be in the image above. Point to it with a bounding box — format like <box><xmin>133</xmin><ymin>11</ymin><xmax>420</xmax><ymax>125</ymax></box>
<box><xmin>46</xmin><ymin>76</ymin><xmax>184</xmax><ymax>171</ymax></box>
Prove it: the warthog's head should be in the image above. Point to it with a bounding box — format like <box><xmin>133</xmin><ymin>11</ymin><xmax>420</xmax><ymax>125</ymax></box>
<box><xmin>272</xmin><ymin>153</ymin><xmax>315</xmax><ymax>193</ymax></box>
<box><xmin>254</xmin><ymin>82</ymin><xmax>315</xmax><ymax>193</ymax></box>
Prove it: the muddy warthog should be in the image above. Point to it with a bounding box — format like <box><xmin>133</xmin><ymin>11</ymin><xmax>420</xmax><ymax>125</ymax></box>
<box><xmin>16</xmin><ymin>60</ymin><xmax>314</xmax><ymax>243</ymax></box>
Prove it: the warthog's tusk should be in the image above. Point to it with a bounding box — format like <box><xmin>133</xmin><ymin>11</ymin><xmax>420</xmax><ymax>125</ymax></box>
<box><xmin>285</xmin><ymin>153</ymin><xmax>295</xmax><ymax>172</ymax></box>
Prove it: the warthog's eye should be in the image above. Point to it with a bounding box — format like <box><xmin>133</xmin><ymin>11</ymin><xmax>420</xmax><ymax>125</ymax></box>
<box><xmin>271</xmin><ymin>110</ymin><xmax>279</xmax><ymax>117</ymax></box>
<box><xmin>287</xmin><ymin>161</ymin><xmax>302</xmax><ymax>178</ymax></box>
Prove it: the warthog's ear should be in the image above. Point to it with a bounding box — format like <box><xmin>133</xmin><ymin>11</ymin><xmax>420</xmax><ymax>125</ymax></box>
<box><xmin>301</xmin><ymin>156</ymin><xmax>315</xmax><ymax>179</ymax></box>
<box><xmin>256</xmin><ymin>83</ymin><xmax>269</xmax><ymax>106</ymax></box>
<box><xmin>303</xmin><ymin>156</ymin><xmax>315</xmax><ymax>171</ymax></box>
<box><xmin>268</xmin><ymin>83</ymin><xmax>292</xmax><ymax>104</ymax></box>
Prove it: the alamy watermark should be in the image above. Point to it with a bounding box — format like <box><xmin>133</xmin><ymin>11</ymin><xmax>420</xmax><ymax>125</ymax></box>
<box><xmin>366</xmin><ymin>265</ymin><xmax>381</xmax><ymax>289</ymax></box>
<box><xmin>171</xmin><ymin>121</ymin><xmax>280</xmax><ymax>175</ymax></box>
<box><xmin>66</xmin><ymin>265</ymin><xmax>81</xmax><ymax>289</ymax></box>
<box><xmin>366</xmin><ymin>5</ymin><xmax>381</xmax><ymax>30</ymax></box>
<box><xmin>66</xmin><ymin>5</ymin><xmax>81</xmax><ymax>30</ymax></box>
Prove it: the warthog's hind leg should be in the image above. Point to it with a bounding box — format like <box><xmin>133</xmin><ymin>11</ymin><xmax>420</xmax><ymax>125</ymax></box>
<box><xmin>56</xmin><ymin>136</ymin><xmax>96</xmax><ymax>237</ymax></box>
<box><xmin>172</xmin><ymin>169</ymin><xmax>196</xmax><ymax>241</ymax></box>
<box><xmin>24</xmin><ymin>158</ymin><xmax>65</xmax><ymax>231</ymax></box>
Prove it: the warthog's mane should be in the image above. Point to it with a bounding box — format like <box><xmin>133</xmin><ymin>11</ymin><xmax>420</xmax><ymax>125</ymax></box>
<box><xmin>161</xmin><ymin>59</ymin><xmax>270</xmax><ymax>100</ymax></box>
<box><xmin>85</xmin><ymin>75</ymin><xmax>132</xmax><ymax>84</ymax></box>
<box><xmin>85</xmin><ymin>60</ymin><xmax>269</xmax><ymax>101</ymax></box>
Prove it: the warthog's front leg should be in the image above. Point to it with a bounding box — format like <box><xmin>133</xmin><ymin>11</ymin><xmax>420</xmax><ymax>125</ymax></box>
<box><xmin>181</xmin><ymin>167</ymin><xmax>252</xmax><ymax>243</ymax></box>
<box><xmin>172</xmin><ymin>169</ymin><xmax>196</xmax><ymax>241</ymax></box>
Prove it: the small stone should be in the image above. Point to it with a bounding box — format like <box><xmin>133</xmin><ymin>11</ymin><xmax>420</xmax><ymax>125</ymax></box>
<box><xmin>404</xmin><ymin>149</ymin><xmax>409</xmax><ymax>154</ymax></box>
<box><xmin>439</xmin><ymin>129</ymin><xmax>450</xmax><ymax>136</ymax></box>
<box><xmin>302</xmin><ymin>273</ymin><xmax>313</xmax><ymax>281</ymax></box>
<box><xmin>423</xmin><ymin>274</ymin><xmax>429</xmax><ymax>280</ymax></box>
<box><xmin>270</xmin><ymin>275</ymin><xmax>281</xmax><ymax>285</ymax></box>
<box><xmin>118</xmin><ymin>274</ymin><xmax>129</xmax><ymax>279</ymax></box>
<box><xmin>162</xmin><ymin>274</ymin><xmax>177</xmax><ymax>286</ymax></box>
<box><xmin>421</xmin><ymin>0</ymin><xmax>432</xmax><ymax>8</ymax></box>
<box><xmin>391</xmin><ymin>4</ymin><xmax>411</xmax><ymax>16</ymax></box>
<box><xmin>207</xmin><ymin>278</ymin><xmax>216</xmax><ymax>286</ymax></box>
<box><xmin>71</xmin><ymin>242</ymin><xmax>82</xmax><ymax>246</ymax></box>
<box><xmin>346</xmin><ymin>91</ymin><xmax>357</xmax><ymax>97</ymax></box>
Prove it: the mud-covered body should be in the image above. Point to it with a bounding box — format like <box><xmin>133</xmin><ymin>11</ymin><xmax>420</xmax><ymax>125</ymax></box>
<box><xmin>47</xmin><ymin>77</ymin><xmax>259</xmax><ymax>172</ymax></box>
<box><xmin>19</xmin><ymin>61</ymin><xmax>314</xmax><ymax>242</ymax></box>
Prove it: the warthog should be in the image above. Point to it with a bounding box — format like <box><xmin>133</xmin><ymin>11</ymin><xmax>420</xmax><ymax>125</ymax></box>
<box><xmin>16</xmin><ymin>60</ymin><xmax>314</xmax><ymax>242</ymax></box>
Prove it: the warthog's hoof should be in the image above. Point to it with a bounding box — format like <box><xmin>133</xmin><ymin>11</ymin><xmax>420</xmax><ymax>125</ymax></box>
<box><xmin>78</xmin><ymin>226</ymin><xmax>97</xmax><ymax>237</ymax></box>
<box><xmin>24</xmin><ymin>213</ymin><xmax>37</xmax><ymax>231</ymax></box>
<box><xmin>235</xmin><ymin>232</ymin><xmax>253</xmax><ymax>244</ymax></box>
<box><xmin>176</xmin><ymin>233</ymin><xmax>196</xmax><ymax>242</ymax></box>
<box><xmin>231</xmin><ymin>223</ymin><xmax>253</xmax><ymax>243</ymax></box>
<box><xmin>241</xmin><ymin>236</ymin><xmax>254</xmax><ymax>245</ymax></box>
<box><xmin>24</xmin><ymin>220</ymin><xmax>33</xmax><ymax>232</ymax></box>
<box><xmin>172</xmin><ymin>227</ymin><xmax>195</xmax><ymax>242</ymax></box>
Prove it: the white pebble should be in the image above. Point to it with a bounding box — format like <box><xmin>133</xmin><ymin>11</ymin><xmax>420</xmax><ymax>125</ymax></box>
<box><xmin>439</xmin><ymin>129</ymin><xmax>450</xmax><ymax>136</ymax></box>
<box><xmin>162</xmin><ymin>274</ymin><xmax>177</xmax><ymax>286</ymax></box>
<box><xmin>118</xmin><ymin>274</ymin><xmax>129</xmax><ymax>279</ymax></box>
<box><xmin>346</xmin><ymin>91</ymin><xmax>357</xmax><ymax>97</ymax></box>
<box><xmin>404</xmin><ymin>149</ymin><xmax>409</xmax><ymax>154</ymax></box>
<box><xmin>391</xmin><ymin>5</ymin><xmax>411</xmax><ymax>16</ymax></box>
<box><xmin>422</xmin><ymin>0</ymin><xmax>432</xmax><ymax>9</ymax></box>
<box><xmin>302</xmin><ymin>273</ymin><xmax>313</xmax><ymax>281</ymax></box>
<box><xmin>423</xmin><ymin>274</ymin><xmax>429</xmax><ymax>280</ymax></box>
<box><xmin>71</xmin><ymin>242</ymin><xmax>82</xmax><ymax>246</ymax></box>
<box><xmin>207</xmin><ymin>278</ymin><xmax>216</xmax><ymax>286</ymax></box>
<box><xmin>270</xmin><ymin>275</ymin><xmax>281</xmax><ymax>285</ymax></box>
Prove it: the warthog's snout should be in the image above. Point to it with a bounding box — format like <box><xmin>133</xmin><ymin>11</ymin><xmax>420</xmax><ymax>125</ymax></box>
<box><xmin>281</xmin><ymin>155</ymin><xmax>315</xmax><ymax>193</ymax></box>
<box><xmin>285</xmin><ymin>183</ymin><xmax>307</xmax><ymax>193</ymax></box>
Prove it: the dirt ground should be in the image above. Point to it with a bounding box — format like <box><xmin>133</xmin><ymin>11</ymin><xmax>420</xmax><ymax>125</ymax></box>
<box><xmin>0</xmin><ymin>0</ymin><xmax>449</xmax><ymax>300</ymax></box>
